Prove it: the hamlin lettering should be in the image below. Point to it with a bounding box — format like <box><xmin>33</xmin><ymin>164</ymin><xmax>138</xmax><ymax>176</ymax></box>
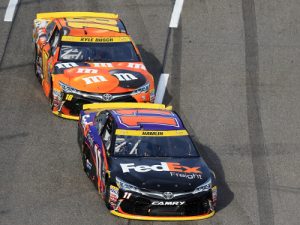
<box><xmin>142</xmin><ymin>131</ymin><xmax>163</xmax><ymax>136</ymax></box>
<box><xmin>120</xmin><ymin>162</ymin><xmax>201</xmax><ymax>174</ymax></box>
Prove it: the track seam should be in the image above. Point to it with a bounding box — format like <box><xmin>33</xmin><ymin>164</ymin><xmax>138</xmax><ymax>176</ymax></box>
<box><xmin>242</xmin><ymin>1</ymin><xmax>275</xmax><ymax>225</ymax></box>
<box><xmin>0</xmin><ymin>2</ymin><xmax>21</xmax><ymax>70</ymax></box>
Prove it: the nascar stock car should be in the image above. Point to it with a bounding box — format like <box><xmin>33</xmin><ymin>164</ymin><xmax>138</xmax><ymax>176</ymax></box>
<box><xmin>33</xmin><ymin>12</ymin><xmax>155</xmax><ymax>120</ymax></box>
<box><xmin>77</xmin><ymin>103</ymin><xmax>217</xmax><ymax>220</ymax></box>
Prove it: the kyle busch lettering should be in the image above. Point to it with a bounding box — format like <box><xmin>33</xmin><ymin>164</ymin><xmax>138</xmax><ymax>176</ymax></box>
<box><xmin>120</xmin><ymin>162</ymin><xmax>201</xmax><ymax>174</ymax></box>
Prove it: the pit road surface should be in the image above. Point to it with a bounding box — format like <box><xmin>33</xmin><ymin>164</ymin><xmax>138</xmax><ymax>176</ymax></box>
<box><xmin>0</xmin><ymin>1</ymin><xmax>299</xmax><ymax>225</ymax></box>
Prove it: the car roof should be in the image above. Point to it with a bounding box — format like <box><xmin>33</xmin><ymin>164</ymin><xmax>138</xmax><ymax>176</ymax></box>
<box><xmin>109</xmin><ymin>108</ymin><xmax>185</xmax><ymax>131</ymax></box>
<box><xmin>56</xmin><ymin>17</ymin><xmax>128</xmax><ymax>37</ymax></box>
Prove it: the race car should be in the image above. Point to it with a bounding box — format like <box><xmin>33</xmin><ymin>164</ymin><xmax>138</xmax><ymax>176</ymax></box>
<box><xmin>77</xmin><ymin>102</ymin><xmax>217</xmax><ymax>221</ymax></box>
<box><xmin>33</xmin><ymin>12</ymin><xmax>155</xmax><ymax>120</ymax></box>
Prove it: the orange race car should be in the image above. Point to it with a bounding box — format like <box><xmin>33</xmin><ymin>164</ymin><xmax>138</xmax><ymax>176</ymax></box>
<box><xmin>33</xmin><ymin>12</ymin><xmax>155</xmax><ymax>120</ymax></box>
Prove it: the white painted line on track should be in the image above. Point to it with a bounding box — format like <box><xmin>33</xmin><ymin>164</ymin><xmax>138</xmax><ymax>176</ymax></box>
<box><xmin>4</xmin><ymin>0</ymin><xmax>19</xmax><ymax>22</ymax></box>
<box><xmin>155</xmin><ymin>73</ymin><xmax>170</xmax><ymax>104</ymax></box>
<box><xmin>169</xmin><ymin>0</ymin><xmax>184</xmax><ymax>28</ymax></box>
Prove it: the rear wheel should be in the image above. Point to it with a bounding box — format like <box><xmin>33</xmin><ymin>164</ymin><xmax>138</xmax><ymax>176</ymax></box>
<box><xmin>33</xmin><ymin>45</ymin><xmax>42</xmax><ymax>83</ymax></box>
<box><xmin>81</xmin><ymin>143</ymin><xmax>98</xmax><ymax>188</ymax></box>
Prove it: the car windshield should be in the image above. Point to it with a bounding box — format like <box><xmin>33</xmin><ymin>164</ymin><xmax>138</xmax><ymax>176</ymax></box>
<box><xmin>114</xmin><ymin>135</ymin><xmax>199</xmax><ymax>157</ymax></box>
<box><xmin>59</xmin><ymin>41</ymin><xmax>140</xmax><ymax>62</ymax></box>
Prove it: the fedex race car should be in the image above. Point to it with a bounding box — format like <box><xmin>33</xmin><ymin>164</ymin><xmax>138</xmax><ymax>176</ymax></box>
<box><xmin>33</xmin><ymin>12</ymin><xmax>155</xmax><ymax>120</ymax></box>
<box><xmin>77</xmin><ymin>103</ymin><xmax>217</xmax><ymax>220</ymax></box>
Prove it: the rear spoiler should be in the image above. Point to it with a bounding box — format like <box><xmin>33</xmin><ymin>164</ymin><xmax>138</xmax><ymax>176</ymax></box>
<box><xmin>36</xmin><ymin>12</ymin><xmax>119</xmax><ymax>20</ymax></box>
<box><xmin>82</xmin><ymin>103</ymin><xmax>173</xmax><ymax>111</ymax></box>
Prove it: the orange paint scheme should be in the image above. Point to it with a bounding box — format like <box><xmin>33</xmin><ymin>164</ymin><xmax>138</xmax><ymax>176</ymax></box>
<box><xmin>33</xmin><ymin>12</ymin><xmax>155</xmax><ymax>119</ymax></box>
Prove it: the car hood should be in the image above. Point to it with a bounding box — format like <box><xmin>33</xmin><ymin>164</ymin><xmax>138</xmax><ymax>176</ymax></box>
<box><xmin>54</xmin><ymin>62</ymin><xmax>149</xmax><ymax>93</ymax></box>
<box><xmin>110</xmin><ymin>157</ymin><xmax>212</xmax><ymax>192</ymax></box>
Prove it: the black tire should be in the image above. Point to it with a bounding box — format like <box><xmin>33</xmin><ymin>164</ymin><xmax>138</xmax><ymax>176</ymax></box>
<box><xmin>81</xmin><ymin>143</ymin><xmax>98</xmax><ymax>188</ymax></box>
<box><xmin>77</xmin><ymin>125</ymin><xmax>84</xmax><ymax>148</ymax></box>
<box><xmin>49</xmin><ymin>79</ymin><xmax>54</xmax><ymax>110</ymax></box>
<box><xmin>80</xmin><ymin>143</ymin><xmax>88</xmax><ymax>172</ymax></box>
<box><xmin>34</xmin><ymin>45</ymin><xmax>42</xmax><ymax>83</ymax></box>
<box><xmin>104</xmin><ymin>177</ymin><xmax>112</xmax><ymax>209</ymax></box>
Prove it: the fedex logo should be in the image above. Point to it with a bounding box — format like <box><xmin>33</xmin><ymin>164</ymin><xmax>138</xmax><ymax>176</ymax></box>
<box><xmin>120</xmin><ymin>162</ymin><xmax>201</xmax><ymax>174</ymax></box>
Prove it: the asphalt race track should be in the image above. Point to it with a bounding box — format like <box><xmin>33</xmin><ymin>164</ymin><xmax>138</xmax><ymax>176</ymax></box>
<box><xmin>0</xmin><ymin>1</ymin><xmax>299</xmax><ymax>225</ymax></box>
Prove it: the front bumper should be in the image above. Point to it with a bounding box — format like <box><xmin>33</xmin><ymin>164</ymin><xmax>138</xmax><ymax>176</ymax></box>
<box><xmin>52</xmin><ymin>90</ymin><xmax>152</xmax><ymax>118</ymax></box>
<box><xmin>110</xmin><ymin>209</ymin><xmax>215</xmax><ymax>221</ymax></box>
<box><xmin>108</xmin><ymin>187</ymin><xmax>216</xmax><ymax>220</ymax></box>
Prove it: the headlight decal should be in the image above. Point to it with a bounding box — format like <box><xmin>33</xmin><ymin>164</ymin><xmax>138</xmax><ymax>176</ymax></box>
<box><xmin>115</xmin><ymin>176</ymin><xmax>142</xmax><ymax>194</ymax></box>
<box><xmin>131</xmin><ymin>82</ymin><xmax>150</xmax><ymax>95</ymax></box>
<box><xmin>193</xmin><ymin>177</ymin><xmax>212</xmax><ymax>194</ymax></box>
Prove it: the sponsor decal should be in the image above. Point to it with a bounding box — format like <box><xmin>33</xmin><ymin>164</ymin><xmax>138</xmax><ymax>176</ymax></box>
<box><xmin>170</xmin><ymin>172</ymin><xmax>203</xmax><ymax>180</ymax></box>
<box><xmin>52</xmin><ymin>89</ymin><xmax>62</xmax><ymax>107</ymax></box>
<box><xmin>127</xmin><ymin>63</ymin><xmax>146</xmax><ymax>70</ymax></box>
<box><xmin>151</xmin><ymin>201</ymin><xmax>185</xmax><ymax>206</ymax></box>
<box><xmin>81</xmin><ymin>37</ymin><xmax>113</xmax><ymax>42</ymax></box>
<box><xmin>142</xmin><ymin>131</ymin><xmax>163</xmax><ymax>136</ymax></box>
<box><xmin>76</xmin><ymin>68</ymin><xmax>98</xmax><ymax>74</ymax></box>
<box><xmin>109</xmin><ymin>69</ymin><xmax>145</xmax><ymax>88</ymax></box>
<box><xmin>120</xmin><ymin>162</ymin><xmax>201</xmax><ymax>174</ymax></box>
<box><xmin>109</xmin><ymin>185</ymin><xmax>119</xmax><ymax>205</ymax></box>
<box><xmin>61</xmin><ymin>36</ymin><xmax>131</xmax><ymax>43</ymax></box>
<box><xmin>55</xmin><ymin>62</ymin><xmax>79</xmax><ymax>69</ymax></box>
<box><xmin>115</xmin><ymin>129</ymin><xmax>188</xmax><ymax>137</ymax></box>
<box><xmin>92</xmin><ymin>63</ymin><xmax>113</xmax><ymax>68</ymax></box>
<box><xmin>113</xmin><ymin>72</ymin><xmax>138</xmax><ymax>81</ymax></box>
<box><xmin>82</xmin><ymin>75</ymin><xmax>108</xmax><ymax>84</ymax></box>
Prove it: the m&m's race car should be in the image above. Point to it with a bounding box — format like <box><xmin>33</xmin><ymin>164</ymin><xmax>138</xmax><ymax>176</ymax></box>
<box><xmin>33</xmin><ymin>12</ymin><xmax>155</xmax><ymax>120</ymax></box>
<box><xmin>77</xmin><ymin>103</ymin><xmax>217</xmax><ymax>221</ymax></box>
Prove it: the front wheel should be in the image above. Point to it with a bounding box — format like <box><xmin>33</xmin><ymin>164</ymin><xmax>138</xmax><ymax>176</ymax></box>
<box><xmin>49</xmin><ymin>80</ymin><xmax>54</xmax><ymax>110</ymax></box>
<box><xmin>104</xmin><ymin>178</ymin><xmax>112</xmax><ymax>209</ymax></box>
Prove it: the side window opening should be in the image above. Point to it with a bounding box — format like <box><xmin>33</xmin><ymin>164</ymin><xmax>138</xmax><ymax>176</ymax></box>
<box><xmin>49</xmin><ymin>27</ymin><xmax>60</xmax><ymax>55</ymax></box>
<box><xmin>101</xmin><ymin>116</ymin><xmax>114</xmax><ymax>151</ymax></box>
<box><xmin>46</xmin><ymin>21</ymin><xmax>56</xmax><ymax>37</ymax></box>
<box><xmin>96</xmin><ymin>111</ymin><xmax>109</xmax><ymax>135</ymax></box>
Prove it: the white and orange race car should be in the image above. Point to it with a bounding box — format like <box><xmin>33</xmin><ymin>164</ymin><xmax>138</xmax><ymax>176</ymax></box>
<box><xmin>33</xmin><ymin>12</ymin><xmax>155</xmax><ymax>120</ymax></box>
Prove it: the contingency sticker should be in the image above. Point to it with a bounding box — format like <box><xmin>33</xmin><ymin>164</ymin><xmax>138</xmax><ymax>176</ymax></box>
<box><xmin>109</xmin><ymin>185</ymin><xmax>119</xmax><ymax>205</ymax></box>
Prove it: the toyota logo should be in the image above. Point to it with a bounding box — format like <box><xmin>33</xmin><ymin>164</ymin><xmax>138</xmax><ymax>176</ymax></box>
<box><xmin>163</xmin><ymin>192</ymin><xmax>174</xmax><ymax>200</ymax></box>
<box><xmin>102</xmin><ymin>93</ymin><xmax>113</xmax><ymax>102</ymax></box>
